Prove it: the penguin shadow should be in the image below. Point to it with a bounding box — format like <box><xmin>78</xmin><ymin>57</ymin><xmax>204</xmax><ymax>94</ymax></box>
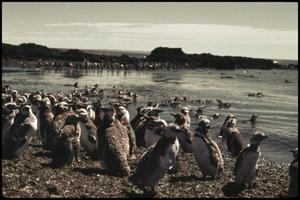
<box><xmin>222</xmin><ymin>181</ymin><xmax>245</xmax><ymax>197</ymax></box>
<box><xmin>168</xmin><ymin>175</ymin><xmax>202</xmax><ymax>183</ymax></box>
<box><xmin>72</xmin><ymin>167</ymin><xmax>118</xmax><ymax>177</ymax></box>
<box><xmin>33</xmin><ymin>151</ymin><xmax>52</xmax><ymax>158</ymax></box>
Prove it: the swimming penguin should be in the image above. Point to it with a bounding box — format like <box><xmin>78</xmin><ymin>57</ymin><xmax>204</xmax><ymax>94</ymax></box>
<box><xmin>116</xmin><ymin>105</ymin><xmax>137</xmax><ymax>156</ymax></box>
<box><xmin>234</xmin><ymin>131</ymin><xmax>268</xmax><ymax>188</ymax></box>
<box><xmin>128</xmin><ymin>124</ymin><xmax>182</xmax><ymax>196</ymax></box>
<box><xmin>97</xmin><ymin>106</ymin><xmax>131</xmax><ymax>176</ymax></box>
<box><xmin>3</xmin><ymin>104</ymin><xmax>38</xmax><ymax>158</ymax></box>
<box><xmin>250</xmin><ymin>114</ymin><xmax>259</xmax><ymax>124</ymax></box>
<box><xmin>224</xmin><ymin>118</ymin><xmax>245</xmax><ymax>157</ymax></box>
<box><xmin>76</xmin><ymin>108</ymin><xmax>98</xmax><ymax>160</ymax></box>
<box><xmin>216</xmin><ymin>99</ymin><xmax>231</xmax><ymax>109</ymax></box>
<box><xmin>288</xmin><ymin>147</ymin><xmax>298</xmax><ymax>197</ymax></box>
<box><xmin>170</xmin><ymin>112</ymin><xmax>193</xmax><ymax>153</ymax></box>
<box><xmin>192</xmin><ymin>116</ymin><xmax>224</xmax><ymax>179</ymax></box>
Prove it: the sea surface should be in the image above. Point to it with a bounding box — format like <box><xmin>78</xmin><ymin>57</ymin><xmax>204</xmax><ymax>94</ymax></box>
<box><xmin>2</xmin><ymin>67</ymin><xmax>298</xmax><ymax>164</ymax></box>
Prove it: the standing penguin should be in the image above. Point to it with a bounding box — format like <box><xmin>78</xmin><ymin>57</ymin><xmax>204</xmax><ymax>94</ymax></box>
<box><xmin>234</xmin><ymin>131</ymin><xmax>268</xmax><ymax>188</ymax></box>
<box><xmin>223</xmin><ymin>118</ymin><xmax>245</xmax><ymax>157</ymax></box>
<box><xmin>128</xmin><ymin>124</ymin><xmax>182</xmax><ymax>196</ymax></box>
<box><xmin>3</xmin><ymin>104</ymin><xmax>38</xmax><ymax>158</ymax></box>
<box><xmin>180</xmin><ymin>107</ymin><xmax>191</xmax><ymax>127</ymax></box>
<box><xmin>288</xmin><ymin>147</ymin><xmax>298</xmax><ymax>197</ymax></box>
<box><xmin>2</xmin><ymin>102</ymin><xmax>18</xmax><ymax>146</ymax></box>
<box><xmin>76</xmin><ymin>108</ymin><xmax>98</xmax><ymax>160</ymax></box>
<box><xmin>116</xmin><ymin>105</ymin><xmax>137</xmax><ymax>156</ymax></box>
<box><xmin>192</xmin><ymin>116</ymin><xmax>224</xmax><ymax>179</ymax></box>
<box><xmin>170</xmin><ymin>112</ymin><xmax>193</xmax><ymax>153</ymax></box>
<box><xmin>218</xmin><ymin>114</ymin><xmax>235</xmax><ymax>139</ymax></box>
<box><xmin>97</xmin><ymin>106</ymin><xmax>131</xmax><ymax>177</ymax></box>
<box><xmin>131</xmin><ymin>106</ymin><xmax>151</xmax><ymax>147</ymax></box>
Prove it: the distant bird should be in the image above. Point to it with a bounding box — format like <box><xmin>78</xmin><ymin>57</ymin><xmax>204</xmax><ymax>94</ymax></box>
<box><xmin>224</xmin><ymin>118</ymin><xmax>245</xmax><ymax>157</ymax></box>
<box><xmin>234</xmin><ymin>132</ymin><xmax>268</xmax><ymax>188</ymax></box>
<box><xmin>216</xmin><ymin>99</ymin><xmax>231</xmax><ymax>109</ymax></box>
<box><xmin>288</xmin><ymin>147</ymin><xmax>298</xmax><ymax>197</ymax></box>
<box><xmin>128</xmin><ymin>125</ymin><xmax>182</xmax><ymax>196</ymax></box>
<box><xmin>192</xmin><ymin>116</ymin><xmax>224</xmax><ymax>179</ymax></box>
<box><xmin>240</xmin><ymin>114</ymin><xmax>259</xmax><ymax>125</ymax></box>
<box><xmin>212</xmin><ymin>113</ymin><xmax>220</xmax><ymax>119</ymax></box>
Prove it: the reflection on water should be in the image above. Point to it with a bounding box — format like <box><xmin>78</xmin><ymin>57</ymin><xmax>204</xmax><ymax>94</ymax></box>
<box><xmin>2</xmin><ymin>68</ymin><xmax>298</xmax><ymax>163</ymax></box>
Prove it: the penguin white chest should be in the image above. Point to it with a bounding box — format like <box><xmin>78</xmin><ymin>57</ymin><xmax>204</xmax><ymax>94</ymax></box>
<box><xmin>160</xmin><ymin>139</ymin><xmax>180</xmax><ymax>169</ymax></box>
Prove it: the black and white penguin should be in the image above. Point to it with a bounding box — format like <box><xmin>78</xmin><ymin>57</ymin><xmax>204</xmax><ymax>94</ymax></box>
<box><xmin>3</xmin><ymin>104</ymin><xmax>38</xmax><ymax>158</ymax></box>
<box><xmin>171</xmin><ymin>112</ymin><xmax>193</xmax><ymax>153</ymax></box>
<box><xmin>224</xmin><ymin>118</ymin><xmax>245</xmax><ymax>157</ymax></box>
<box><xmin>288</xmin><ymin>147</ymin><xmax>298</xmax><ymax>197</ymax></box>
<box><xmin>218</xmin><ymin>114</ymin><xmax>235</xmax><ymax>139</ymax></box>
<box><xmin>2</xmin><ymin>102</ymin><xmax>18</xmax><ymax>146</ymax></box>
<box><xmin>192</xmin><ymin>116</ymin><xmax>224</xmax><ymax>179</ymax></box>
<box><xmin>97</xmin><ymin>106</ymin><xmax>131</xmax><ymax>176</ymax></box>
<box><xmin>128</xmin><ymin>124</ymin><xmax>182</xmax><ymax>195</ymax></box>
<box><xmin>234</xmin><ymin>131</ymin><xmax>268</xmax><ymax>188</ymax></box>
<box><xmin>130</xmin><ymin>106</ymin><xmax>151</xmax><ymax>131</ymax></box>
<box><xmin>52</xmin><ymin>112</ymin><xmax>81</xmax><ymax>166</ymax></box>
<box><xmin>116</xmin><ymin>105</ymin><xmax>137</xmax><ymax>156</ymax></box>
<box><xmin>180</xmin><ymin>107</ymin><xmax>191</xmax><ymax>127</ymax></box>
<box><xmin>76</xmin><ymin>108</ymin><xmax>98</xmax><ymax>160</ymax></box>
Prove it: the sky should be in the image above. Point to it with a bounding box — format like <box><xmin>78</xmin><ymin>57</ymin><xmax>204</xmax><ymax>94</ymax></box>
<box><xmin>2</xmin><ymin>2</ymin><xmax>298</xmax><ymax>60</ymax></box>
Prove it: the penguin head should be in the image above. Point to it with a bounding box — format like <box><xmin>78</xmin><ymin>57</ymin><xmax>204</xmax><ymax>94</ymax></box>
<box><xmin>170</xmin><ymin>112</ymin><xmax>185</xmax><ymax>126</ymax></box>
<box><xmin>76</xmin><ymin>108</ymin><xmax>89</xmax><ymax>121</ymax></box>
<box><xmin>198</xmin><ymin>116</ymin><xmax>211</xmax><ymax>132</ymax></box>
<box><xmin>291</xmin><ymin>148</ymin><xmax>298</xmax><ymax>160</ymax></box>
<box><xmin>102</xmin><ymin>106</ymin><xmax>116</xmax><ymax>125</ymax></box>
<box><xmin>136</xmin><ymin>106</ymin><xmax>151</xmax><ymax>116</ymax></box>
<box><xmin>227</xmin><ymin>118</ymin><xmax>237</xmax><ymax>127</ymax></box>
<box><xmin>116</xmin><ymin>106</ymin><xmax>128</xmax><ymax>116</ymax></box>
<box><xmin>16</xmin><ymin>96</ymin><xmax>28</xmax><ymax>105</ymax></box>
<box><xmin>250</xmin><ymin>131</ymin><xmax>268</xmax><ymax>145</ymax></box>
<box><xmin>155</xmin><ymin>124</ymin><xmax>182</xmax><ymax>138</ymax></box>
<box><xmin>19</xmin><ymin>104</ymin><xmax>33</xmax><ymax>116</ymax></box>
<box><xmin>180</xmin><ymin>107</ymin><xmax>189</xmax><ymax>115</ymax></box>
<box><xmin>55</xmin><ymin>101</ymin><xmax>70</xmax><ymax>115</ymax></box>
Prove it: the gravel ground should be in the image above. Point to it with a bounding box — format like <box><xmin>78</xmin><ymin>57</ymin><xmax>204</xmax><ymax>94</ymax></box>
<box><xmin>2</xmin><ymin>136</ymin><xmax>290</xmax><ymax>198</ymax></box>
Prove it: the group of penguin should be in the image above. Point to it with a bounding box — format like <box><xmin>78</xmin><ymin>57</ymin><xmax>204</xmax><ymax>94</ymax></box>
<box><xmin>2</xmin><ymin>84</ymin><xmax>298</xmax><ymax>197</ymax></box>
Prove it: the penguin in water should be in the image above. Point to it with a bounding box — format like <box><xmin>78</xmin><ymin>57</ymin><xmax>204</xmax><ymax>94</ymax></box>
<box><xmin>170</xmin><ymin>112</ymin><xmax>193</xmax><ymax>153</ymax></box>
<box><xmin>76</xmin><ymin>108</ymin><xmax>98</xmax><ymax>160</ymax></box>
<box><xmin>128</xmin><ymin>124</ymin><xmax>182</xmax><ymax>196</ymax></box>
<box><xmin>223</xmin><ymin>118</ymin><xmax>245</xmax><ymax>157</ymax></box>
<box><xmin>97</xmin><ymin>106</ymin><xmax>131</xmax><ymax>177</ymax></box>
<box><xmin>192</xmin><ymin>116</ymin><xmax>224</xmax><ymax>179</ymax></box>
<box><xmin>116</xmin><ymin>105</ymin><xmax>137</xmax><ymax>156</ymax></box>
<box><xmin>3</xmin><ymin>104</ymin><xmax>38</xmax><ymax>158</ymax></box>
<box><xmin>234</xmin><ymin>131</ymin><xmax>268</xmax><ymax>188</ymax></box>
<box><xmin>288</xmin><ymin>147</ymin><xmax>298</xmax><ymax>197</ymax></box>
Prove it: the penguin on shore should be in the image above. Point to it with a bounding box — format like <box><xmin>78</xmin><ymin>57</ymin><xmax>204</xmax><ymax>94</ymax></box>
<box><xmin>116</xmin><ymin>105</ymin><xmax>137</xmax><ymax>156</ymax></box>
<box><xmin>76</xmin><ymin>108</ymin><xmax>98</xmax><ymax>160</ymax></box>
<box><xmin>171</xmin><ymin>112</ymin><xmax>193</xmax><ymax>153</ymax></box>
<box><xmin>218</xmin><ymin>114</ymin><xmax>235</xmax><ymax>140</ymax></box>
<box><xmin>2</xmin><ymin>102</ymin><xmax>18</xmax><ymax>146</ymax></box>
<box><xmin>234</xmin><ymin>131</ymin><xmax>268</xmax><ymax>188</ymax></box>
<box><xmin>288</xmin><ymin>147</ymin><xmax>298</xmax><ymax>197</ymax></box>
<box><xmin>3</xmin><ymin>104</ymin><xmax>37</xmax><ymax>158</ymax></box>
<box><xmin>180</xmin><ymin>107</ymin><xmax>191</xmax><ymax>127</ymax></box>
<box><xmin>97</xmin><ymin>106</ymin><xmax>131</xmax><ymax>177</ymax></box>
<box><xmin>192</xmin><ymin>116</ymin><xmax>224</xmax><ymax>179</ymax></box>
<box><xmin>128</xmin><ymin>124</ymin><xmax>182</xmax><ymax>196</ymax></box>
<box><xmin>223</xmin><ymin>118</ymin><xmax>245</xmax><ymax>157</ymax></box>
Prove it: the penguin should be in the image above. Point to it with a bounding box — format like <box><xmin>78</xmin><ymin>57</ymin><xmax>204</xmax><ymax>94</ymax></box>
<box><xmin>52</xmin><ymin>112</ymin><xmax>81</xmax><ymax>165</ymax></box>
<box><xmin>97</xmin><ymin>106</ymin><xmax>131</xmax><ymax>177</ymax></box>
<box><xmin>218</xmin><ymin>114</ymin><xmax>235</xmax><ymax>139</ymax></box>
<box><xmin>130</xmin><ymin>106</ymin><xmax>150</xmax><ymax>131</ymax></box>
<box><xmin>116</xmin><ymin>105</ymin><xmax>137</xmax><ymax>156</ymax></box>
<box><xmin>128</xmin><ymin>124</ymin><xmax>182</xmax><ymax>195</ymax></box>
<box><xmin>234</xmin><ymin>131</ymin><xmax>268</xmax><ymax>188</ymax></box>
<box><xmin>180</xmin><ymin>107</ymin><xmax>191</xmax><ymax>127</ymax></box>
<box><xmin>216</xmin><ymin>99</ymin><xmax>231</xmax><ymax>109</ymax></box>
<box><xmin>192</xmin><ymin>116</ymin><xmax>224</xmax><ymax>179</ymax></box>
<box><xmin>170</xmin><ymin>112</ymin><xmax>193</xmax><ymax>153</ymax></box>
<box><xmin>250</xmin><ymin>114</ymin><xmax>259</xmax><ymax>124</ymax></box>
<box><xmin>76</xmin><ymin>108</ymin><xmax>98</xmax><ymax>160</ymax></box>
<box><xmin>38</xmin><ymin>99</ymin><xmax>56</xmax><ymax>150</ymax></box>
<box><xmin>2</xmin><ymin>102</ymin><xmax>18</xmax><ymax>145</ymax></box>
<box><xmin>3</xmin><ymin>104</ymin><xmax>38</xmax><ymax>158</ymax></box>
<box><xmin>224</xmin><ymin>118</ymin><xmax>245</xmax><ymax>157</ymax></box>
<box><xmin>52</xmin><ymin>131</ymin><xmax>74</xmax><ymax>168</ymax></box>
<box><xmin>288</xmin><ymin>147</ymin><xmax>298</xmax><ymax>197</ymax></box>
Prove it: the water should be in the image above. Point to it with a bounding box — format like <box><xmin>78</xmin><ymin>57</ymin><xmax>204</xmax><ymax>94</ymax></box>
<box><xmin>2</xmin><ymin>67</ymin><xmax>298</xmax><ymax>163</ymax></box>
